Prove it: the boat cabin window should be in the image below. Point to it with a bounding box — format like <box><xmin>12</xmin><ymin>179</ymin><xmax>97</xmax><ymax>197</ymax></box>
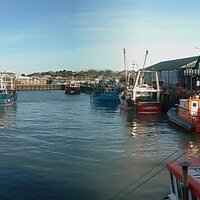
<box><xmin>190</xmin><ymin>101</ymin><xmax>199</xmax><ymax>116</ymax></box>
<box><xmin>192</xmin><ymin>102</ymin><xmax>197</xmax><ymax>107</ymax></box>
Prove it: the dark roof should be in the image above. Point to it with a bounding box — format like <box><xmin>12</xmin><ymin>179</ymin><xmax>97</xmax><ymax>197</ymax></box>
<box><xmin>146</xmin><ymin>56</ymin><xmax>199</xmax><ymax>71</ymax></box>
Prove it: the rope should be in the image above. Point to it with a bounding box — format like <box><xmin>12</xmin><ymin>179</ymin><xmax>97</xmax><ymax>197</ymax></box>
<box><xmin>109</xmin><ymin>145</ymin><xmax>187</xmax><ymax>200</ymax></box>
<box><xmin>118</xmin><ymin>151</ymin><xmax>186</xmax><ymax>200</ymax></box>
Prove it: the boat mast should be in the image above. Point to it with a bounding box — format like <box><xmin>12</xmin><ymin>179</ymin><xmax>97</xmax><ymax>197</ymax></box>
<box><xmin>142</xmin><ymin>50</ymin><xmax>148</xmax><ymax>70</ymax></box>
<box><xmin>123</xmin><ymin>48</ymin><xmax>128</xmax><ymax>86</ymax></box>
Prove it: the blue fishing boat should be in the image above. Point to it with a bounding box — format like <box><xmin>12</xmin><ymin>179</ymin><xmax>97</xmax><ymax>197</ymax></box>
<box><xmin>0</xmin><ymin>72</ymin><xmax>17</xmax><ymax>106</ymax></box>
<box><xmin>91</xmin><ymin>86</ymin><xmax>119</xmax><ymax>102</ymax></box>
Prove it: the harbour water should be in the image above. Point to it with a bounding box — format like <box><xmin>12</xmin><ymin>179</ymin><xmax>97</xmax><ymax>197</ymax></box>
<box><xmin>0</xmin><ymin>90</ymin><xmax>199</xmax><ymax>200</ymax></box>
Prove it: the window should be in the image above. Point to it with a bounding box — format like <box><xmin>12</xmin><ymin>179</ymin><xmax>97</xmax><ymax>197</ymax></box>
<box><xmin>193</xmin><ymin>102</ymin><xmax>197</xmax><ymax>107</ymax></box>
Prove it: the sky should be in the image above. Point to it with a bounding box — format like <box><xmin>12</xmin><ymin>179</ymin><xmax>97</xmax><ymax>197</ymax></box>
<box><xmin>0</xmin><ymin>0</ymin><xmax>200</xmax><ymax>75</ymax></box>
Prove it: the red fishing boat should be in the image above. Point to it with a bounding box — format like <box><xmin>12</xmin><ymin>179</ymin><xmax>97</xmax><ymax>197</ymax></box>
<box><xmin>119</xmin><ymin>50</ymin><xmax>162</xmax><ymax>113</ymax></box>
<box><xmin>167</xmin><ymin>156</ymin><xmax>200</xmax><ymax>199</ymax></box>
<box><xmin>167</xmin><ymin>95</ymin><xmax>200</xmax><ymax>133</ymax></box>
<box><xmin>65</xmin><ymin>82</ymin><xmax>81</xmax><ymax>94</ymax></box>
<box><xmin>120</xmin><ymin>69</ymin><xmax>162</xmax><ymax>113</ymax></box>
<box><xmin>131</xmin><ymin>69</ymin><xmax>162</xmax><ymax>114</ymax></box>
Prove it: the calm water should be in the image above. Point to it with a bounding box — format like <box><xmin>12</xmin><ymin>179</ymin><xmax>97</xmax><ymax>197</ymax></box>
<box><xmin>0</xmin><ymin>90</ymin><xmax>199</xmax><ymax>200</ymax></box>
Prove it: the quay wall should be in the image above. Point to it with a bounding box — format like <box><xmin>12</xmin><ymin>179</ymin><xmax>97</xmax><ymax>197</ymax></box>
<box><xmin>16</xmin><ymin>85</ymin><xmax>65</xmax><ymax>91</ymax></box>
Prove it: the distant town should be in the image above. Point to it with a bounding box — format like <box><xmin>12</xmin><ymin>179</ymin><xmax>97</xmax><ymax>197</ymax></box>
<box><xmin>14</xmin><ymin>69</ymin><xmax>129</xmax><ymax>91</ymax></box>
<box><xmin>6</xmin><ymin>54</ymin><xmax>200</xmax><ymax>92</ymax></box>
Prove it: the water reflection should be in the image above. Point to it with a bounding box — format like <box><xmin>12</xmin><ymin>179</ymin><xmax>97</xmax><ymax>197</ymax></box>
<box><xmin>0</xmin><ymin>105</ymin><xmax>17</xmax><ymax>128</ymax></box>
<box><xmin>90</xmin><ymin>99</ymin><xmax>119</xmax><ymax>111</ymax></box>
<box><xmin>120</xmin><ymin>111</ymin><xmax>164</xmax><ymax>137</ymax></box>
<box><xmin>186</xmin><ymin>135</ymin><xmax>200</xmax><ymax>158</ymax></box>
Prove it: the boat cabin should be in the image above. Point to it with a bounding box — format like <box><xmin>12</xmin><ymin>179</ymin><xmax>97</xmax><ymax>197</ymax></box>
<box><xmin>68</xmin><ymin>83</ymin><xmax>80</xmax><ymax>88</ymax></box>
<box><xmin>132</xmin><ymin>70</ymin><xmax>162</xmax><ymax>103</ymax></box>
<box><xmin>104</xmin><ymin>85</ymin><xmax>116</xmax><ymax>93</ymax></box>
<box><xmin>178</xmin><ymin>97</ymin><xmax>200</xmax><ymax>127</ymax></box>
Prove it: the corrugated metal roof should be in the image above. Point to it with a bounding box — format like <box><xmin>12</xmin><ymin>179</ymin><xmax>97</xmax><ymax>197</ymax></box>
<box><xmin>146</xmin><ymin>56</ymin><xmax>199</xmax><ymax>71</ymax></box>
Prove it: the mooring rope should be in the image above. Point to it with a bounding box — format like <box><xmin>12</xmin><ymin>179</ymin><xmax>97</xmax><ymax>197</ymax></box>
<box><xmin>109</xmin><ymin>146</ymin><xmax>187</xmax><ymax>200</ymax></box>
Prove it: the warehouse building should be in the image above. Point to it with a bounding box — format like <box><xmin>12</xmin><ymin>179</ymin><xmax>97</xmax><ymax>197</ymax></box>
<box><xmin>147</xmin><ymin>56</ymin><xmax>200</xmax><ymax>90</ymax></box>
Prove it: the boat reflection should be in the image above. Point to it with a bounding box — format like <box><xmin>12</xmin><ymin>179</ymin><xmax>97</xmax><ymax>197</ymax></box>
<box><xmin>120</xmin><ymin>110</ymin><xmax>164</xmax><ymax>137</ymax></box>
<box><xmin>0</xmin><ymin>105</ymin><xmax>17</xmax><ymax>128</ymax></box>
<box><xmin>90</xmin><ymin>99</ymin><xmax>119</xmax><ymax>111</ymax></box>
<box><xmin>186</xmin><ymin>135</ymin><xmax>200</xmax><ymax>158</ymax></box>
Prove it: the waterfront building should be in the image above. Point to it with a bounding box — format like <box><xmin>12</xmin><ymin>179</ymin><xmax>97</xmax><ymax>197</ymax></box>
<box><xmin>147</xmin><ymin>56</ymin><xmax>200</xmax><ymax>90</ymax></box>
<box><xmin>15</xmin><ymin>76</ymin><xmax>47</xmax><ymax>86</ymax></box>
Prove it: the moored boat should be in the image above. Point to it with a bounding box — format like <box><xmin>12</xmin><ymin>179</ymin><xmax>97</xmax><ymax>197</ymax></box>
<box><xmin>167</xmin><ymin>96</ymin><xmax>200</xmax><ymax>133</ymax></box>
<box><xmin>166</xmin><ymin>156</ymin><xmax>200</xmax><ymax>199</ymax></box>
<box><xmin>132</xmin><ymin>69</ymin><xmax>162</xmax><ymax>114</ymax></box>
<box><xmin>0</xmin><ymin>72</ymin><xmax>17</xmax><ymax>106</ymax></box>
<box><xmin>119</xmin><ymin>69</ymin><xmax>162</xmax><ymax>113</ymax></box>
<box><xmin>65</xmin><ymin>82</ymin><xmax>81</xmax><ymax>94</ymax></box>
<box><xmin>90</xmin><ymin>85</ymin><xmax>118</xmax><ymax>102</ymax></box>
<box><xmin>119</xmin><ymin>50</ymin><xmax>162</xmax><ymax>113</ymax></box>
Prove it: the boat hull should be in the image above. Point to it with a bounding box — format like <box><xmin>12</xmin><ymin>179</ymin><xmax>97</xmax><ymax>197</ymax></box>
<box><xmin>136</xmin><ymin>102</ymin><xmax>162</xmax><ymax>114</ymax></box>
<box><xmin>91</xmin><ymin>92</ymin><xmax>118</xmax><ymax>102</ymax></box>
<box><xmin>65</xmin><ymin>87</ymin><xmax>81</xmax><ymax>94</ymax></box>
<box><xmin>167</xmin><ymin>107</ymin><xmax>200</xmax><ymax>133</ymax></box>
<box><xmin>120</xmin><ymin>102</ymin><xmax>161</xmax><ymax>114</ymax></box>
<box><xmin>0</xmin><ymin>92</ymin><xmax>17</xmax><ymax>106</ymax></box>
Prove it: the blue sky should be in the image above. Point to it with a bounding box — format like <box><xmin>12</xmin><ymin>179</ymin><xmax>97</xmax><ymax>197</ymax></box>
<box><xmin>0</xmin><ymin>0</ymin><xmax>200</xmax><ymax>74</ymax></box>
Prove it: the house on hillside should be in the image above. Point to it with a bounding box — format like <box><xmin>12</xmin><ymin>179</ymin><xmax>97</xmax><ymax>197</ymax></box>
<box><xmin>146</xmin><ymin>56</ymin><xmax>200</xmax><ymax>90</ymax></box>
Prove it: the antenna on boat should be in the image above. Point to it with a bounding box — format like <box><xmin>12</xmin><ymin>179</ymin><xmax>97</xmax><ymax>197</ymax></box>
<box><xmin>123</xmin><ymin>48</ymin><xmax>128</xmax><ymax>86</ymax></box>
<box><xmin>142</xmin><ymin>50</ymin><xmax>148</xmax><ymax>70</ymax></box>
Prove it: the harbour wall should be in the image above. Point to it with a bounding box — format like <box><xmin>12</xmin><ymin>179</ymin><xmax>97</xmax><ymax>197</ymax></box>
<box><xmin>15</xmin><ymin>85</ymin><xmax>65</xmax><ymax>91</ymax></box>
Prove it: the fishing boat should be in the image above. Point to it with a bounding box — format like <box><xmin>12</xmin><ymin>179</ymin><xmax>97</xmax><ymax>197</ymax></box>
<box><xmin>130</xmin><ymin>69</ymin><xmax>162</xmax><ymax>114</ymax></box>
<box><xmin>0</xmin><ymin>72</ymin><xmax>17</xmax><ymax>106</ymax></box>
<box><xmin>65</xmin><ymin>82</ymin><xmax>81</xmax><ymax>94</ymax></box>
<box><xmin>119</xmin><ymin>50</ymin><xmax>162</xmax><ymax>113</ymax></box>
<box><xmin>90</xmin><ymin>85</ymin><xmax>118</xmax><ymax>101</ymax></box>
<box><xmin>167</xmin><ymin>95</ymin><xmax>200</xmax><ymax>133</ymax></box>
<box><xmin>166</xmin><ymin>156</ymin><xmax>200</xmax><ymax>200</ymax></box>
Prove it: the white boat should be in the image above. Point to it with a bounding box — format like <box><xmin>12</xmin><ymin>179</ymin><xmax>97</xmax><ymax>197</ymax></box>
<box><xmin>0</xmin><ymin>72</ymin><xmax>17</xmax><ymax>106</ymax></box>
